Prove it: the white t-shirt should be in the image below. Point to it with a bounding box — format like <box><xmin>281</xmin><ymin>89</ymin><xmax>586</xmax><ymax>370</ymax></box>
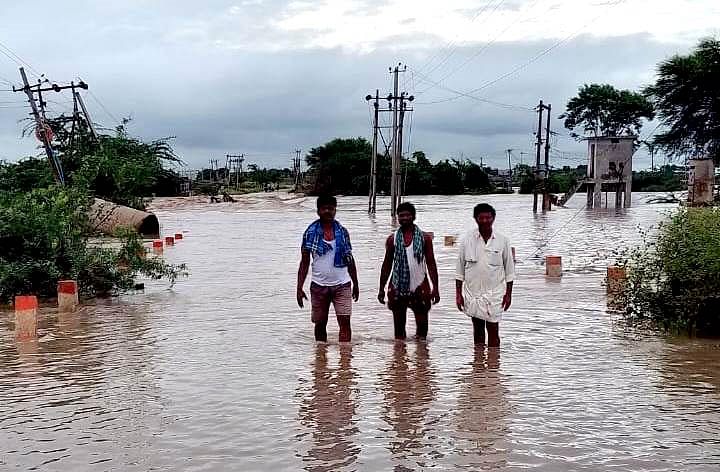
<box><xmin>405</xmin><ymin>240</ymin><xmax>427</xmax><ymax>292</ymax></box>
<box><xmin>311</xmin><ymin>239</ymin><xmax>352</xmax><ymax>287</ymax></box>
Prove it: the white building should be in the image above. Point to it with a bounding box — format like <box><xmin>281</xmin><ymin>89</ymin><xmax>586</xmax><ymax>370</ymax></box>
<box><xmin>585</xmin><ymin>136</ymin><xmax>635</xmax><ymax>208</ymax></box>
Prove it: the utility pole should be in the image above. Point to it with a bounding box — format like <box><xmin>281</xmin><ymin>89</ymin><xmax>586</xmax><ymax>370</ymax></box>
<box><xmin>396</xmin><ymin>95</ymin><xmax>406</xmax><ymax>209</ymax></box>
<box><xmin>366</xmin><ymin>65</ymin><xmax>413</xmax><ymax>217</ymax></box>
<box><xmin>292</xmin><ymin>148</ymin><xmax>302</xmax><ymax>192</ymax></box>
<box><xmin>74</xmin><ymin>90</ymin><xmax>98</xmax><ymax>139</ymax></box>
<box><xmin>226</xmin><ymin>154</ymin><xmax>244</xmax><ymax>189</ymax></box>
<box><xmin>542</xmin><ymin>103</ymin><xmax>552</xmax><ymax>211</ymax></box>
<box><xmin>534</xmin><ymin>100</ymin><xmax>544</xmax><ymax>213</ymax></box>
<box><xmin>390</xmin><ymin>65</ymin><xmax>400</xmax><ymax>217</ymax></box>
<box><xmin>15</xmin><ymin>67</ymin><xmax>63</xmax><ymax>184</ymax></box>
<box><xmin>367</xmin><ymin>90</ymin><xmax>379</xmax><ymax>214</ymax></box>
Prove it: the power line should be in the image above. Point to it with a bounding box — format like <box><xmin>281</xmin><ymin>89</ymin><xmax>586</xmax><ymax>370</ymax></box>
<box><xmin>411</xmin><ymin>67</ymin><xmax>534</xmax><ymax>112</ymax></box>
<box><xmin>86</xmin><ymin>88</ymin><xmax>120</xmax><ymax>125</ymax></box>
<box><xmin>464</xmin><ymin>0</ymin><xmax>627</xmax><ymax>96</ymax></box>
<box><xmin>0</xmin><ymin>40</ymin><xmax>43</xmax><ymax>78</ymax></box>
<box><xmin>419</xmin><ymin>0</ymin><xmax>510</xmax><ymax>80</ymax></box>
<box><xmin>418</xmin><ymin>0</ymin><xmax>545</xmax><ymax>94</ymax></box>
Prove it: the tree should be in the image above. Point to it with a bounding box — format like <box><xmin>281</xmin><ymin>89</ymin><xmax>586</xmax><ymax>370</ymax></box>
<box><xmin>644</xmin><ymin>37</ymin><xmax>720</xmax><ymax>163</ymax></box>
<box><xmin>560</xmin><ymin>84</ymin><xmax>655</xmax><ymax>138</ymax></box>
<box><xmin>304</xmin><ymin>138</ymin><xmax>375</xmax><ymax>195</ymax></box>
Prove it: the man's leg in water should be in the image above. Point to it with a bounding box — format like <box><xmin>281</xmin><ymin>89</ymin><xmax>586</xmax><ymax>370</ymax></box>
<box><xmin>472</xmin><ymin>317</ymin><xmax>486</xmax><ymax>346</ymax></box>
<box><xmin>486</xmin><ymin>321</ymin><xmax>500</xmax><ymax>348</ymax></box>
<box><xmin>392</xmin><ymin>305</ymin><xmax>408</xmax><ymax>340</ymax></box>
<box><xmin>314</xmin><ymin>319</ymin><xmax>328</xmax><ymax>342</ymax></box>
<box><xmin>336</xmin><ymin>315</ymin><xmax>351</xmax><ymax>343</ymax></box>
<box><xmin>413</xmin><ymin>309</ymin><xmax>429</xmax><ymax>340</ymax></box>
<box><xmin>310</xmin><ymin>283</ymin><xmax>332</xmax><ymax>342</ymax></box>
<box><xmin>332</xmin><ymin>283</ymin><xmax>353</xmax><ymax>342</ymax></box>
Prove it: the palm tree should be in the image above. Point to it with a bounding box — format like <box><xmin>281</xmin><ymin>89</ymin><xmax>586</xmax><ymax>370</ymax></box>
<box><xmin>644</xmin><ymin>37</ymin><xmax>720</xmax><ymax>164</ymax></box>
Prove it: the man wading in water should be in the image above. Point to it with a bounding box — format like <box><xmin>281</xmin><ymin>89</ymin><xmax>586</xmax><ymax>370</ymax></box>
<box><xmin>297</xmin><ymin>195</ymin><xmax>359</xmax><ymax>343</ymax></box>
<box><xmin>378</xmin><ymin>202</ymin><xmax>440</xmax><ymax>340</ymax></box>
<box><xmin>455</xmin><ymin>203</ymin><xmax>515</xmax><ymax>347</ymax></box>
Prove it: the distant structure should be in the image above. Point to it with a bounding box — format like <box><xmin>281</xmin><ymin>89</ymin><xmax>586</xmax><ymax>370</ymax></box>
<box><xmin>687</xmin><ymin>157</ymin><xmax>715</xmax><ymax>206</ymax></box>
<box><xmin>585</xmin><ymin>136</ymin><xmax>635</xmax><ymax>208</ymax></box>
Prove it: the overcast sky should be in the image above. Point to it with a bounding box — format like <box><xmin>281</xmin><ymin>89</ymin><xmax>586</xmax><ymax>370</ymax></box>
<box><xmin>1</xmin><ymin>0</ymin><xmax>718</xmax><ymax>171</ymax></box>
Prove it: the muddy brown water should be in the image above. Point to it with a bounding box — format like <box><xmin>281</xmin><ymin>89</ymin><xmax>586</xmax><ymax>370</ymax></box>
<box><xmin>2</xmin><ymin>194</ymin><xmax>719</xmax><ymax>471</ymax></box>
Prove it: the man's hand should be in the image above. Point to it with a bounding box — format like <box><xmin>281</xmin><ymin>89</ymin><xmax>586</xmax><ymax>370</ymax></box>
<box><xmin>431</xmin><ymin>288</ymin><xmax>440</xmax><ymax>305</ymax></box>
<box><xmin>377</xmin><ymin>288</ymin><xmax>385</xmax><ymax>304</ymax></box>
<box><xmin>352</xmin><ymin>283</ymin><xmax>360</xmax><ymax>302</ymax></box>
<box><xmin>502</xmin><ymin>291</ymin><xmax>512</xmax><ymax>311</ymax></box>
<box><xmin>296</xmin><ymin>287</ymin><xmax>308</xmax><ymax>308</ymax></box>
<box><xmin>456</xmin><ymin>293</ymin><xmax>464</xmax><ymax>312</ymax></box>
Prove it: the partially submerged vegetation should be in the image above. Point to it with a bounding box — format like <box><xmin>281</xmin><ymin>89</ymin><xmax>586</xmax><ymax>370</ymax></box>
<box><xmin>618</xmin><ymin>208</ymin><xmax>720</xmax><ymax>336</ymax></box>
<box><xmin>0</xmin><ymin>120</ymin><xmax>187</xmax><ymax>304</ymax></box>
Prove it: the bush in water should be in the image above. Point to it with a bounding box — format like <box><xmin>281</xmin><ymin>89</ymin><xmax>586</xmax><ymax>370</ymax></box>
<box><xmin>0</xmin><ymin>186</ymin><xmax>187</xmax><ymax>303</ymax></box>
<box><xmin>619</xmin><ymin>207</ymin><xmax>720</xmax><ymax>336</ymax></box>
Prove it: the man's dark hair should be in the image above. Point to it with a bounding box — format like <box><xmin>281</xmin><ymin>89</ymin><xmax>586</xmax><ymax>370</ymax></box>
<box><xmin>316</xmin><ymin>195</ymin><xmax>337</xmax><ymax>209</ymax></box>
<box><xmin>396</xmin><ymin>201</ymin><xmax>416</xmax><ymax>217</ymax></box>
<box><xmin>473</xmin><ymin>203</ymin><xmax>496</xmax><ymax>218</ymax></box>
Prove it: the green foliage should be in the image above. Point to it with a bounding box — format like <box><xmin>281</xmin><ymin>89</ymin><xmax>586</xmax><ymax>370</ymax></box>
<box><xmin>304</xmin><ymin>138</ymin><xmax>494</xmax><ymax>195</ymax></box>
<box><xmin>644</xmin><ymin>37</ymin><xmax>720</xmax><ymax>164</ymax></box>
<box><xmin>0</xmin><ymin>186</ymin><xmax>186</xmax><ymax>303</ymax></box>
<box><xmin>305</xmin><ymin>138</ymin><xmax>375</xmax><ymax>195</ymax></box>
<box><xmin>68</xmin><ymin>124</ymin><xmax>183</xmax><ymax>209</ymax></box>
<box><xmin>561</xmin><ymin>83</ymin><xmax>655</xmax><ymax>138</ymax></box>
<box><xmin>631</xmin><ymin>165</ymin><xmax>684</xmax><ymax>192</ymax></box>
<box><xmin>4</xmin><ymin>120</ymin><xmax>184</xmax><ymax>207</ymax></box>
<box><xmin>618</xmin><ymin>208</ymin><xmax>720</xmax><ymax>336</ymax></box>
<box><xmin>547</xmin><ymin>171</ymin><xmax>578</xmax><ymax>194</ymax></box>
<box><xmin>0</xmin><ymin>157</ymin><xmax>55</xmax><ymax>193</ymax></box>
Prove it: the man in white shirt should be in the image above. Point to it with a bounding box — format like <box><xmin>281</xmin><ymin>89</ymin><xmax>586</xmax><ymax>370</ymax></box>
<box><xmin>455</xmin><ymin>203</ymin><xmax>515</xmax><ymax>347</ymax></box>
<box><xmin>297</xmin><ymin>195</ymin><xmax>360</xmax><ymax>342</ymax></box>
<box><xmin>378</xmin><ymin>202</ymin><xmax>440</xmax><ymax>340</ymax></box>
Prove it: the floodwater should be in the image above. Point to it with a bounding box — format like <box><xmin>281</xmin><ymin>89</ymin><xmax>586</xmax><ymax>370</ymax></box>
<box><xmin>2</xmin><ymin>193</ymin><xmax>720</xmax><ymax>471</ymax></box>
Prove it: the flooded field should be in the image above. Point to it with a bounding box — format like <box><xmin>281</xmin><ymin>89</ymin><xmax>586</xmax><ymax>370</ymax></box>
<box><xmin>2</xmin><ymin>193</ymin><xmax>719</xmax><ymax>471</ymax></box>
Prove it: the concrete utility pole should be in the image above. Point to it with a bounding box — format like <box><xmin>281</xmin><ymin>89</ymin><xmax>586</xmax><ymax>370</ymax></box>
<box><xmin>390</xmin><ymin>65</ymin><xmax>400</xmax><ymax>217</ymax></box>
<box><xmin>506</xmin><ymin>148</ymin><xmax>513</xmax><ymax>176</ymax></box>
<box><xmin>534</xmin><ymin>100</ymin><xmax>544</xmax><ymax>213</ymax></box>
<box><xmin>74</xmin><ymin>90</ymin><xmax>98</xmax><ymax>139</ymax></box>
<box><xmin>365</xmin><ymin>64</ymin><xmax>413</xmax><ymax>217</ymax></box>
<box><xmin>542</xmin><ymin>103</ymin><xmax>552</xmax><ymax>211</ymax></box>
<box><xmin>14</xmin><ymin>68</ymin><xmax>63</xmax><ymax>183</ymax></box>
<box><xmin>368</xmin><ymin>90</ymin><xmax>379</xmax><ymax>213</ymax></box>
<box><xmin>227</xmin><ymin>154</ymin><xmax>244</xmax><ymax>189</ymax></box>
<box><xmin>533</xmin><ymin>100</ymin><xmax>552</xmax><ymax>212</ymax></box>
<box><xmin>292</xmin><ymin>149</ymin><xmax>302</xmax><ymax>192</ymax></box>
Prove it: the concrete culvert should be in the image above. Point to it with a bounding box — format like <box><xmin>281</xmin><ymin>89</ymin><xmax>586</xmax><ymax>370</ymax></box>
<box><xmin>88</xmin><ymin>198</ymin><xmax>160</xmax><ymax>239</ymax></box>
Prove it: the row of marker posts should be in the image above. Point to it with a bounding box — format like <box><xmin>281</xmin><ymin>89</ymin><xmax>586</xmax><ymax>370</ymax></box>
<box><xmin>12</xmin><ymin>231</ymin><xmax>185</xmax><ymax>342</ymax></box>
<box><xmin>440</xmin><ymin>233</ymin><xmax>626</xmax><ymax>302</ymax></box>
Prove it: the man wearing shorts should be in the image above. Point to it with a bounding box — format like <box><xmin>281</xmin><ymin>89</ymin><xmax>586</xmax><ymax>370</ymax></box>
<box><xmin>378</xmin><ymin>202</ymin><xmax>440</xmax><ymax>340</ymax></box>
<box><xmin>297</xmin><ymin>195</ymin><xmax>359</xmax><ymax>342</ymax></box>
<box><xmin>455</xmin><ymin>203</ymin><xmax>515</xmax><ymax>347</ymax></box>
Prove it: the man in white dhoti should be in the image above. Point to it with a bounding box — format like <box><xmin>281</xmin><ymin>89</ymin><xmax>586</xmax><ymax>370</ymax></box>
<box><xmin>455</xmin><ymin>203</ymin><xmax>515</xmax><ymax>347</ymax></box>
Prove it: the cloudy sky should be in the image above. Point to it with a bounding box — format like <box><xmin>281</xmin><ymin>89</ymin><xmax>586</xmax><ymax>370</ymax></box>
<box><xmin>1</xmin><ymin>0</ymin><xmax>718</xmax><ymax>171</ymax></box>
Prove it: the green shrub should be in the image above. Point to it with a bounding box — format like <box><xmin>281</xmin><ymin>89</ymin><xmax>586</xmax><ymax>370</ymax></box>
<box><xmin>618</xmin><ymin>207</ymin><xmax>720</xmax><ymax>335</ymax></box>
<box><xmin>0</xmin><ymin>186</ymin><xmax>186</xmax><ymax>303</ymax></box>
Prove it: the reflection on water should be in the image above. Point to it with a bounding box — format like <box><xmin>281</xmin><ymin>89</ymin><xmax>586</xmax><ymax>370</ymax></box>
<box><xmin>381</xmin><ymin>342</ymin><xmax>437</xmax><ymax>470</ymax></box>
<box><xmin>453</xmin><ymin>348</ymin><xmax>510</xmax><ymax>470</ymax></box>
<box><xmin>1</xmin><ymin>193</ymin><xmax>720</xmax><ymax>471</ymax></box>
<box><xmin>297</xmin><ymin>344</ymin><xmax>359</xmax><ymax>472</ymax></box>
